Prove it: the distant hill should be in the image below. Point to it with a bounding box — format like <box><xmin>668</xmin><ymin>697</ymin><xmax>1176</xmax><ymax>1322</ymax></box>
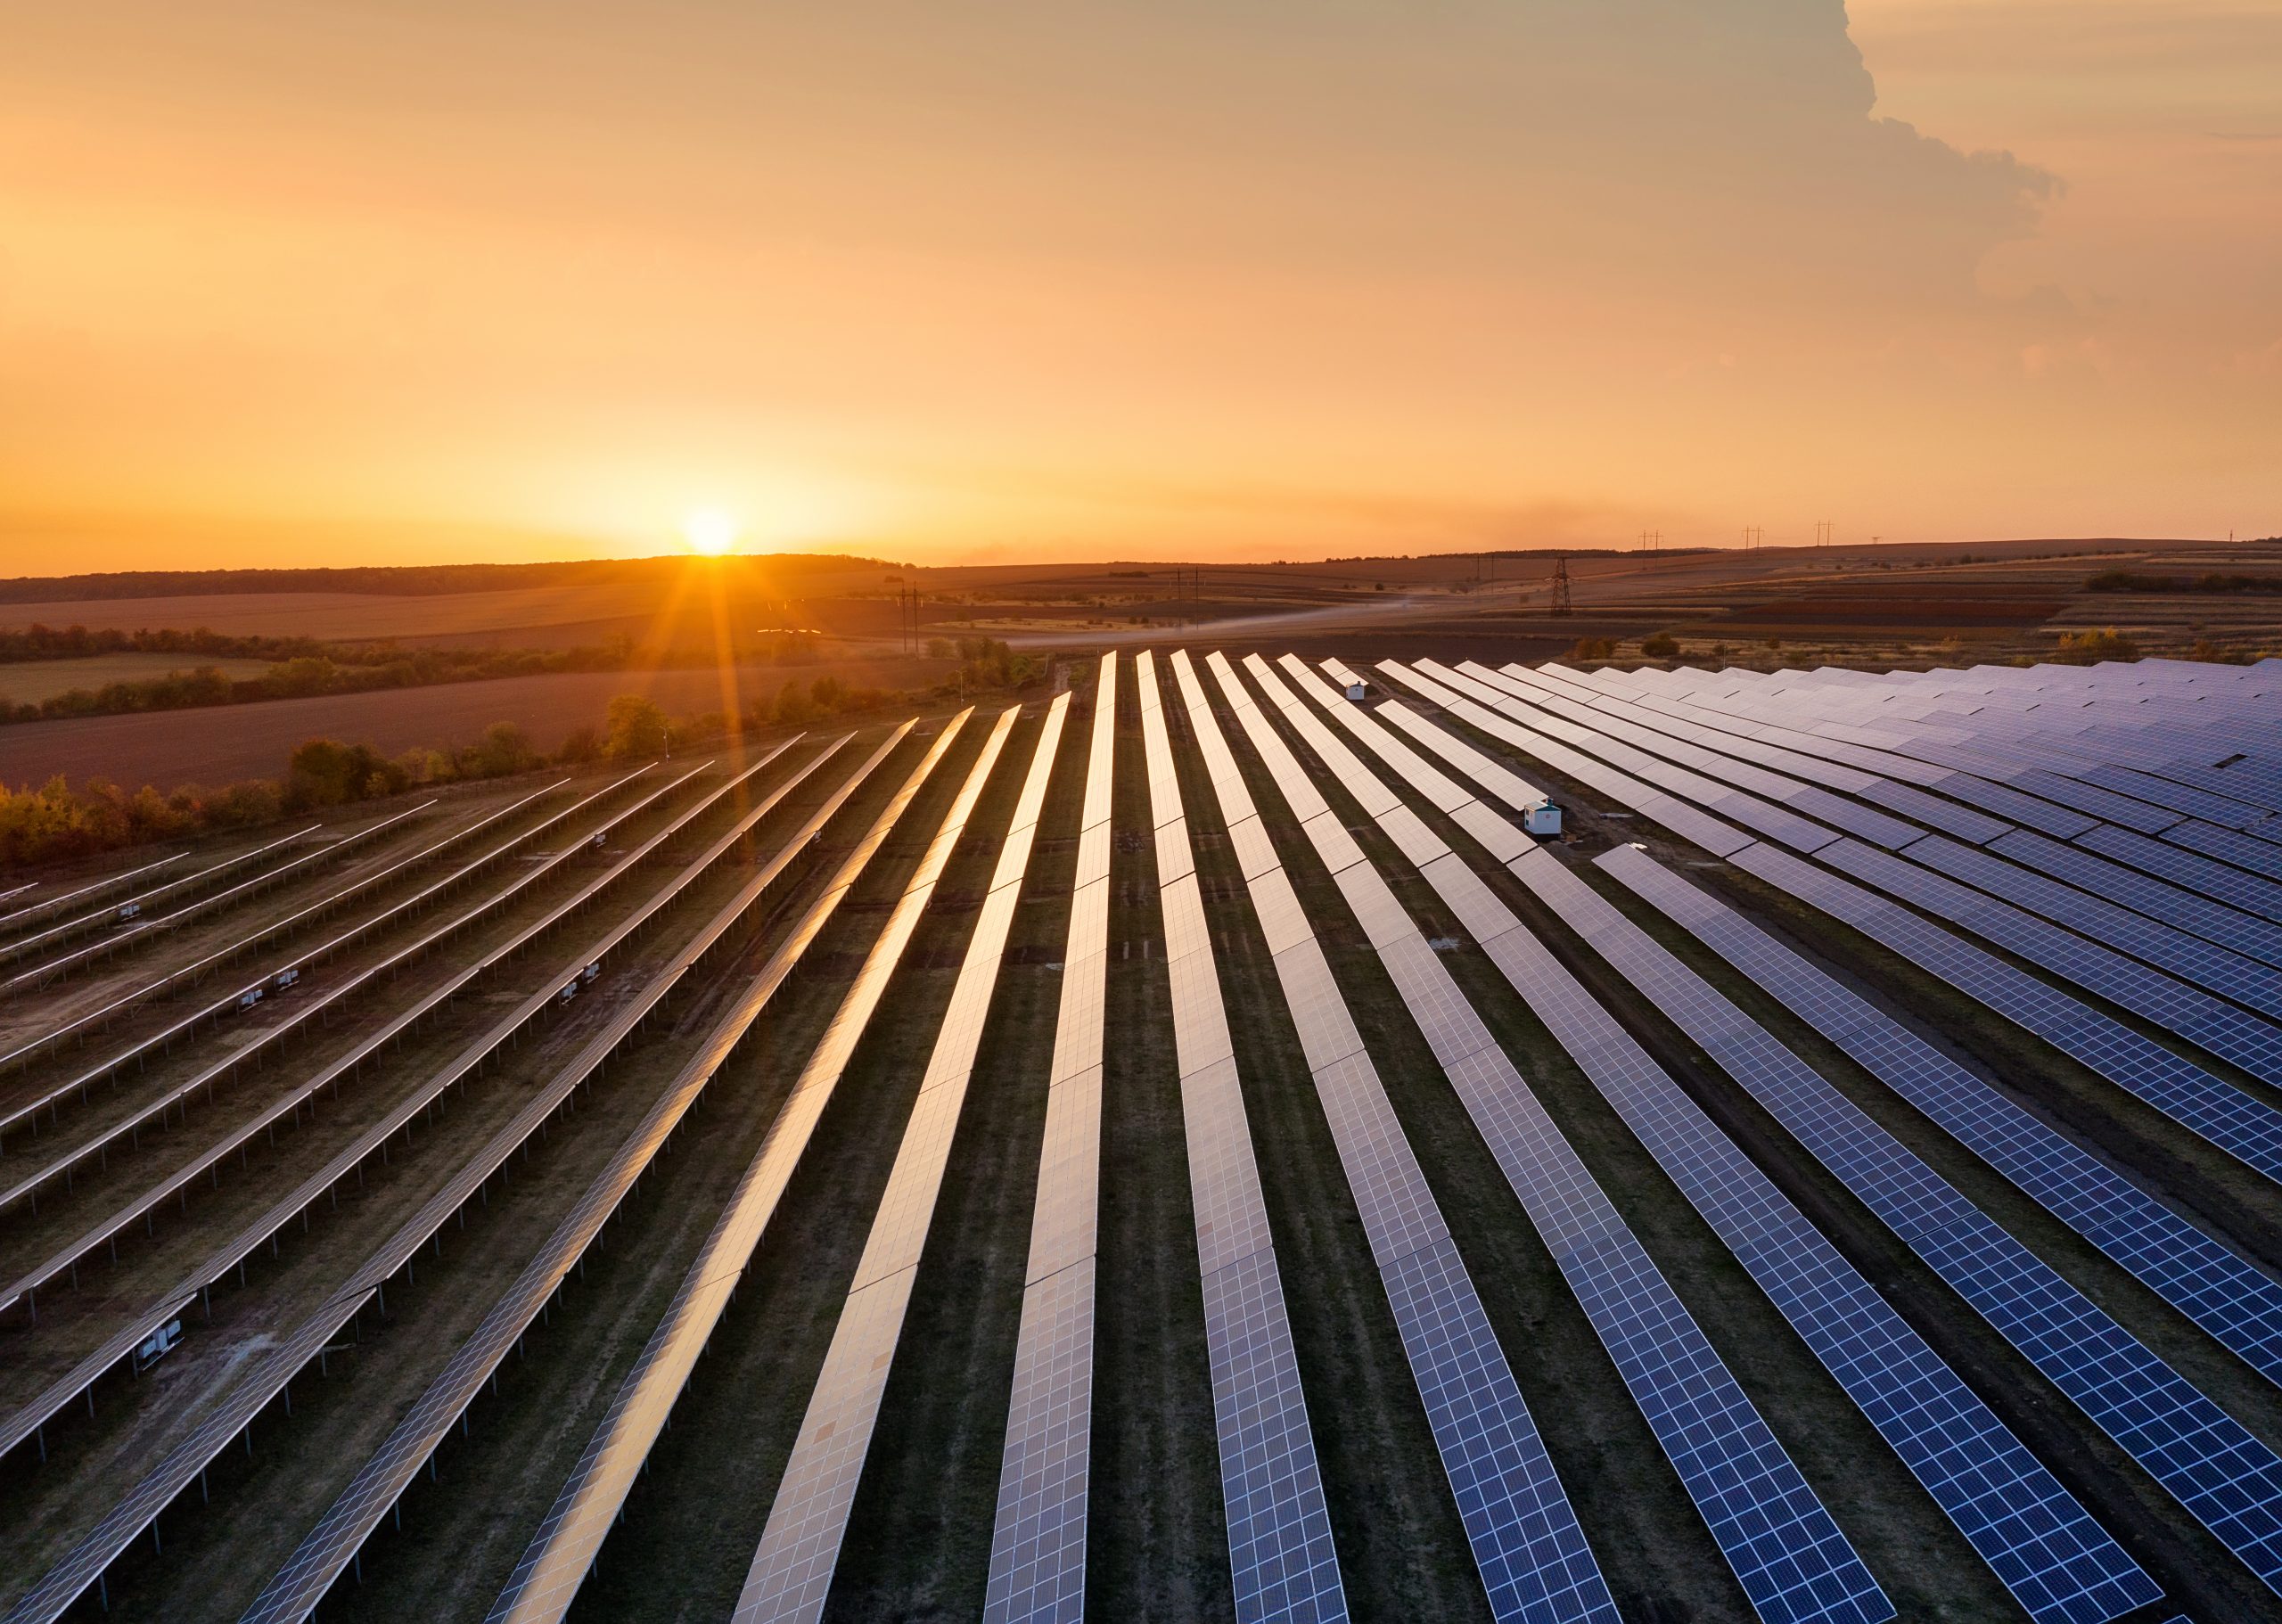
<box><xmin>0</xmin><ymin>554</ymin><xmax>906</xmax><ymax>604</ymax></box>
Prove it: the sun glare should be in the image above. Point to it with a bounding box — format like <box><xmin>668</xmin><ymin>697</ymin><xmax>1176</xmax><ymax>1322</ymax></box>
<box><xmin>681</xmin><ymin>507</ymin><xmax>741</xmax><ymax>556</ymax></box>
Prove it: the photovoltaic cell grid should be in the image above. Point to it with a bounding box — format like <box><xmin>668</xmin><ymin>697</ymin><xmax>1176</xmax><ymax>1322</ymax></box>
<box><xmin>239</xmin><ymin>734</ymin><xmax>929</xmax><ymax>1624</ymax></box>
<box><xmin>2078</xmin><ymin>823</ymin><xmax>2282</xmax><ymax>928</ymax></box>
<box><xmin>1196</xmin><ymin>651</ymin><xmax>1620</xmax><ymax>1624</ymax></box>
<box><xmin>0</xmin><ymin>739</ymin><xmax>854</xmax><ymax>1474</ymax></box>
<box><xmin>1727</xmin><ymin>840</ymin><xmax>2282</xmax><ymax>1197</ymax></box>
<box><xmin>982</xmin><ymin>654</ymin><xmax>1116</xmax><ymax>1624</ymax></box>
<box><xmin>0</xmin><ymin>763</ymin><xmax>695</xmax><ymax>1309</ymax></box>
<box><xmin>0</xmin><ymin>775</ymin><xmax>562</xmax><ymax>1098</ymax></box>
<box><xmin>1383</xmin><ymin>654</ymin><xmax>2282</xmax><ymax>1185</ymax></box>
<box><xmin>1506</xmin><ymin>851</ymin><xmax>2157</xmax><ymax>1623</ymax></box>
<box><xmin>1900</xmin><ymin>833</ymin><xmax>2282</xmax><ymax>1021</ymax></box>
<box><xmin>477</xmin><ymin>718</ymin><xmax>972</xmax><ymax>1624</ymax></box>
<box><xmin>733</xmin><ymin>701</ymin><xmax>1053</xmax><ymax>1624</ymax></box>
<box><xmin>1814</xmin><ymin>839</ymin><xmax>2282</xmax><ymax>1087</ymax></box>
<box><xmin>1137</xmin><ymin>651</ymin><xmax>1349</xmax><ymax>1624</ymax></box>
<box><xmin>1990</xmin><ymin>828</ymin><xmax>2282</xmax><ymax>971</ymax></box>
<box><xmin>1264</xmin><ymin>655</ymin><xmax>1893</xmax><ymax>1624</ymax></box>
<box><xmin>1595</xmin><ymin>846</ymin><xmax>2282</xmax><ymax>1395</ymax></box>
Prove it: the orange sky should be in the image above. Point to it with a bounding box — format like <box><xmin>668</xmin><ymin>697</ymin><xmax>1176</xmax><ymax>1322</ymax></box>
<box><xmin>1</xmin><ymin>1</ymin><xmax>2276</xmax><ymax>571</ymax></box>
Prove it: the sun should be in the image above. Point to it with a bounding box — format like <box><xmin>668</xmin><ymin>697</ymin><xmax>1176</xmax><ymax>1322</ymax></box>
<box><xmin>681</xmin><ymin>508</ymin><xmax>741</xmax><ymax>556</ymax></box>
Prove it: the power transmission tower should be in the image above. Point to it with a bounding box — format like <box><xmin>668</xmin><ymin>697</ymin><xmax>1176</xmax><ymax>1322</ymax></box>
<box><xmin>1549</xmin><ymin>556</ymin><xmax>1572</xmax><ymax>618</ymax></box>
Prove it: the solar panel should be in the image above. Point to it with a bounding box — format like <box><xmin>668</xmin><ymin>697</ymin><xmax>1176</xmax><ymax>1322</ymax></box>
<box><xmin>2079</xmin><ymin>823</ymin><xmax>2282</xmax><ymax>926</ymax></box>
<box><xmin>1728</xmin><ymin>841</ymin><xmax>2282</xmax><ymax>1188</ymax></box>
<box><xmin>0</xmin><ymin>734</ymin><xmax>884</xmax><ymax>1482</ymax></box>
<box><xmin>2169</xmin><ymin>818</ymin><xmax>2282</xmax><ymax>882</ymax></box>
<box><xmin>981</xmin><ymin>651</ymin><xmax>1117</xmax><ymax>1621</ymax></box>
<box><xmin>0</xmin><ymin>763</ymin><xmax>697</xmax><ymax>1234</ymax></box>
<box><xmin>1192</xmin><ymin>650</ymin><xmax>1634</xmax><ymax>1622</ymax></box>
<box><xmin>1250</xmin><ymin>655</ymin><xmax>1892</xmax><ymax>1624</ymax></box>
<box><xmin>1817</xmin><ymin>838</ymin><xmax>2282</xmax><ymax>1087</ymax></box>
<box><xmin>457</xmin><ymin>722</ymin><xmax>973</xmax><ymax>1624</ymax></box>
<box><xmin>1597</xmin><ymin>844</ymin><xmax>2282</xmax><ymax>1392</ymax></box>
<box><xmin>1132</xmin><ymin>652</ymin><xmax>1349</xmax><ymax>1624</ymax></box>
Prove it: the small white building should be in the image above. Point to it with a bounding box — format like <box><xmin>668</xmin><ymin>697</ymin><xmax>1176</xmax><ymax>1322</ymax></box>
<box><xmin>1344</xmin><ymin>680</ymin><xmax>1368</xmax><ymax>703</ymax></box>
<box><xmin>1523</xmin><ymin>800</ymin><xmax>1562</xmax><ymax>837</ymax></box>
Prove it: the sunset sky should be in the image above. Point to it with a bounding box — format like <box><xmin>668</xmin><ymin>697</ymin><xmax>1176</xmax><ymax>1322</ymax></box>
<box><xmin>2</xmin><ymin>1</ymin><xmax>2276</xmax><ymax>570</ymax></box>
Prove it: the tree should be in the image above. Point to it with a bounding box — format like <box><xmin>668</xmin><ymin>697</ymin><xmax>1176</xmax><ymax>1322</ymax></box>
<box><xmin>1640</xmin><ymin>633</ymin><xmax>1679</xmax><ymax>659</ymax></box>
<box><xmin>604</xmin><ymin>694</ymin><xmax>671</xmax><ymax>759</ymax></box>
<box><xmin>472</xmin><ymin>721</ymin><xmax>535</xmax><ymax>777</ymax></box>
<box><xmin>773</xmin><ymin>679</ymin><xmax>817</xmax><ymax>726</ymax></box>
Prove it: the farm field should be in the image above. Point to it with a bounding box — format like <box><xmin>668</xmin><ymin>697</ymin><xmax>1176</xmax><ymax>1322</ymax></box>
<box><xmin>0</xmin><ymin>656</ymin><xmax>277</xmax><ymax>710</ymax></box>
<box><xmin>0</xmin><ymin>644</ymin><xmax>2276</xmax><ymax>1624</ymax></box>
<box><xmin>0</xmin><ymin>656</ymin><xmax>952</xmax><ymax>792</ymax></box>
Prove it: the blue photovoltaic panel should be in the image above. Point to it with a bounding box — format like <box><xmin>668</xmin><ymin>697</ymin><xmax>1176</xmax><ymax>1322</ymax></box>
<box><xmin>1198</xmin><ymin>652</ymin><xmax>1620</xmax><ymax>1624</ymax></box>
<box><xmin>2169</xmin><ymin>818</ymin><xmax>2282</xmax><ymax>882</ymax></box>
<box><xmin>1135</xmin><ymin>652</ymin><xmax>1349</xmax><ymax>1624</ymax></box>
<box><xmin>1726</xmin><ymin>841</ymin><xmax>2282</xmax><ymax>1191</ymax></box>
<box><xmin>1815</xmin><ymin>838</ymin><xmax>2282</xmax><ymax>1087</ymax></box>
<box><xmin>2076</xmin><ymin>763</ymin><xmax>2275</xmax><ymax>830</ymax></box>
<box><xmin>1990</xmin><ymin>829</ymin><xmax>2282</xmax><ymax>970</ymax></box>
<box><xmin>2078</xmin><ymin>823</ymin><xmax>2282</xmax><ymax>927</ymax></box>
<box><xmin>1597</xmin><ymin>845</ymin><xmax>2282</xmax><ymax>1394</ymax></box>
<box><xmin>1899</xmin><ymin>834</ymin><xmax>2282</xmax><ymax>1020</ymax></box>
<box><xmin>984</xmin><ymin>654</ymin><xmax>1117</xmax><ymax>1624</ymax></box>
<box><xmin>1261</xmin><ymin>656</ymin><xmax>1894</xmax><ymax>1624</ymax></box>
<box><xmin>1503</xmin><ymin>853</ymin><xmax>2155</xmax><ymax>1624</ymax></box>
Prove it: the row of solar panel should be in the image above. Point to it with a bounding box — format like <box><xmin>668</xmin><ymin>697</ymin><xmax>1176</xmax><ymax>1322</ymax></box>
<box><xmin>985</xmin><ymin>654</ymin><xmax>1117</xmax><ymax>1624</ymax></box>
<box><xmin>1135</xmin><ymin>650</ymin><xmax>1350</xmax><ymax>1624</ymax></box>
<box><xmin>481</xmin><ymin>720</ymin><xmax>971</xmax><ymax>1624</ymax></box>
<box><xmin>0</xmin><ymin>765</ymin><xmax>694</xmax><ymax>1235</ymax></box>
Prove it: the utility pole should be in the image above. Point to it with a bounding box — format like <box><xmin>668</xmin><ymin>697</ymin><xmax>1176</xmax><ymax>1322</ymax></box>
<box><xmin>1549</xmin><ymin>556</ymin><xmax>1572</xmax><ymax>618</ymax></box>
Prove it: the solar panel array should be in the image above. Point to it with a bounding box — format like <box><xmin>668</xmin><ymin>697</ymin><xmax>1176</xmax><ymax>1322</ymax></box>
<box><xmin>15</xmin><ymin>642</ymin><xmax>2282</xmax><ymax>1620</ymax></box>
<box><xmin>1137</xmin><ymin>649</ymin><xmax>1350</xmax><ymax>1624</ymax></box>
<box><xmin>0</xmin><ymin>775</ymin><xmax>570</xmax><ymax>1090</ymax></box>
<box><xmin>1371</xmin><ymin>657</ymin><xmax>2282</xmax><ymax>1189</ymax></box>
<box><xmin>984</xmin><ymin>654</ymin><xmax>1115</xmax><ymax>1624</ymax></box>
<box><xmin>736</xmin><ymin>701</ymin><xmax>1053</xmax><ymax>1624</ymax></box>
<box><xmin>1194</xmin><ymin>651</ymin><xmax>1620</xmax><ymax>1624</ymax></box>
<box><xmin>0</xmin><ymin>734</ymin><xmax>870</xmax><ymax>1474</ymax></box>
<box><xmin>0</xmin><ymin>764</ymin><xmax>694</xmax><ymax>1241</ymax></box>
<box><xmin>1729</xmin><ymin>841</ymin><xmax>2282</xmax><ymax>1185</ymax></box>
<box><xmin>1595</xmin><ymin>845</ymin><xmax>2282</xmax><ymax>1396</ymax></box>
<box><xmin>234</xmin><ymin>729</ymin><xmax>944</xmax><ymax>1624</ymax></box>
<box><xmin>1263</xmin><ymin>655</ymin><xmax>1892</xmax><ymax>1624</ymax></box>
<box><xmin>473</xmin><ymin>713</ymin><xmax>984</xmax><ymax>1624</ymax></box>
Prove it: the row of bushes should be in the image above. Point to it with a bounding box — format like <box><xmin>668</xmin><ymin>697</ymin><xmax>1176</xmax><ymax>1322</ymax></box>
<box><xmin>2087</xmin><ymin>570</ymin><xmax>2282</xmax><ymax>595</ymax></box>
<box><xmin>0</xmin><ymin>624</ymin><xmax>846</xmax><ymax>726</ymax></box>
<box><xmin>1563</xmin><ymin>626</ymin><xmax>2272</xmax><ymax>669</ymax></box>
